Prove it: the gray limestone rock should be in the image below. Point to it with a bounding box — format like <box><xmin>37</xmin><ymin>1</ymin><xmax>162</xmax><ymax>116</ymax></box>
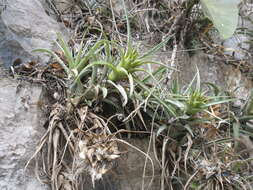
<box><xmin>0</xmin><ymin>0</ymin><xmax>63</xmax><ymax>68</ymax></box>
<box><xmin>223</xmin><ymin>34</ymin><xmax>250</xmax><ymax>60</ymax></box>
<box><xmin>0</xmin><ymin>67</ymin><xmax>49</xmax><ymax>190</ymax></box>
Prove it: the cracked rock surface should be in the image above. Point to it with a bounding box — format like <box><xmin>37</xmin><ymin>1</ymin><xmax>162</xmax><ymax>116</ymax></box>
<box><xmin>0</xmin><ymin>66</ymin><xmax>49</xmax><ymax>190</ymax></box>
<box><xmin>0</xmin><ymin>0</ymin><xmax>62</xmax><ymax>68</ymax></box>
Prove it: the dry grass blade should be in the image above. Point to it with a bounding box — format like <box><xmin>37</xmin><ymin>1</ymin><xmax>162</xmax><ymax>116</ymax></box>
<box><xmin>184</xmin><ymin>170</ymin><xmax>199</xmax><ymax>190</ymax></box>
<box><xmin>161</xmin><ymin>137</ymin><xmax>169</xmax><ymax>190</ymax></box>
<box><xmin>52</xmin><ymin>128</ymin><xmax>60</xmax><ymax>190</ymax></box>
<box><xmin>184</xmin><ymin>134</ymin><xmax>193</xmax><ymax>174</ymax></box>
<box><xmin>171</xmin><ymin>147</ymin><xmax>182</xmax><ymax>178</ymax></box>
<box><xmin>142</xmin><ymin>112</ymin><xmax>156</xmax><ymax>190</ymax></box>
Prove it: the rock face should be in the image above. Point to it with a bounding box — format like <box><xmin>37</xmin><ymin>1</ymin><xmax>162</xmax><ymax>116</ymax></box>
<box><xmin>93</xmin><ymin>139</ymin><xmax>161</xmax><ymax>190</ymax></box>
<box><xmin>223</xmin><ymin>34</ymin><xmax>251</xmax><ymax>60</ymax></box>
<box><xmin>0</xmin><ymin>0</ymin><xmax>63</xmax><ymax>188</ymax></box>
<box><xmin>0</xmin><ymin>0</ymin><xmax>63</xmax><ymax>68</ymax></box>
<box><xmin>0</xmin><ymin>67</ymin><xmax>49</xmax><ymax>190</ymax></box>
<box><xmin>116</xmin><ymin>139</ymin><xmax>161</xmax><ymax>190</ymax></box>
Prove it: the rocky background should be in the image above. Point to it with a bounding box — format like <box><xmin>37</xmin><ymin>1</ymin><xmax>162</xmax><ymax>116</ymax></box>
<box><xmin>0</xmin><ymin>0</ymin><xmax>253</xmax><ymax>190</ymax></box>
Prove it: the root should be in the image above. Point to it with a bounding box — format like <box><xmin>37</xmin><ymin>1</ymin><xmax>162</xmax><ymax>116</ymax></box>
<box><xmin>26</xmin><ymin>103</ymin><xmax>122</xmax><ymax>190</ymax></box>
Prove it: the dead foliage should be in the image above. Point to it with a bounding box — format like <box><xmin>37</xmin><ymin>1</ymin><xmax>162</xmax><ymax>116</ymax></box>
<box><xmin>25</xmin><ymin>99</ymin><xmax>123</xmax><ymax>190</ymax></box>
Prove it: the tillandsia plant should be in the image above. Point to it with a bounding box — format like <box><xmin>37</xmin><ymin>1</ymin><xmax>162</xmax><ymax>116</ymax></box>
<box><xmin>73</xmin><ymin>0</ymin><xmax>173</xmax><ymax>105</ymax></box>
<box><xmin>184</xmin><ymin>90</ymin><xmax>208</xmax><ymax>115</ymax></box>
<box><xmin>138</xmin><ymin>67</ymin><xmax>234</xmax><ymax>120</ymax></box>
<box><xmin>34</xmin><ymin>33</ymin><xmax>95</xmax><ymax>77</ymax></box>
<box><xmin>106</xmin><ymin>40</ymin><xmax>171</xmax><ymax>82</ymax></box>
<box><xmin>33</xmin><ymin>32</ymin><xmax>109</xmax><ymax>94</ymax></box>
<box><xmin>32</xmin><ymin>0</ymin><xmax>171</xmax><ymax>108</ymax></box>
<box><xmin>172</xmin><ymin>69</ymin><xmax>234</xmax><ymax>117</ymax></box>
<box><xmin>106</xmin><ymin>0</ymin><xmax>172</xmax><ymax>82</ymax></box>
